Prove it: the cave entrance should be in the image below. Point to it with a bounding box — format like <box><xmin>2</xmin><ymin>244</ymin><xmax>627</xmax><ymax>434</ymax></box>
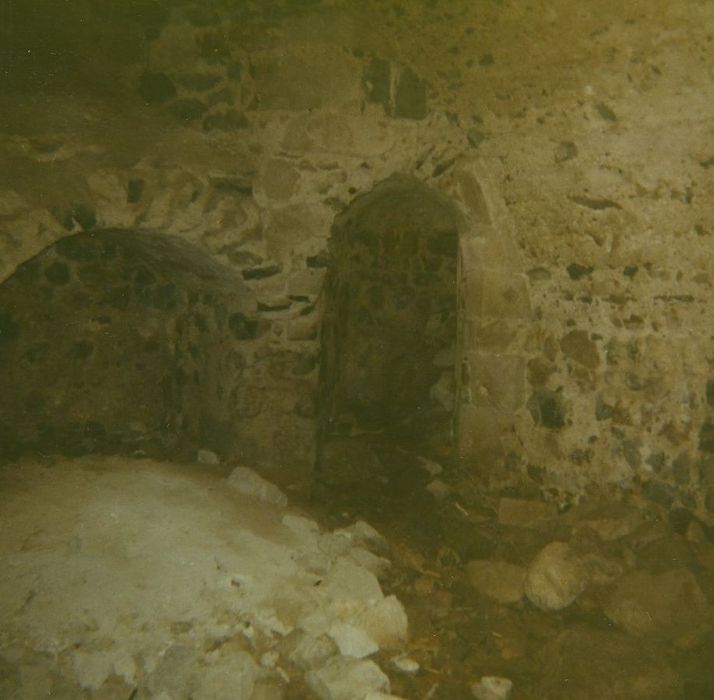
<box><xmin>318</xmin><ymin>175</ymin><xmax>463</xmax><ymax>469</ymax></box>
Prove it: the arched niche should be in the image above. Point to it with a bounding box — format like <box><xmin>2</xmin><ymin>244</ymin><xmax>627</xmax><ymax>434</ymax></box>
<box><xmin>0</xmin><ymin>229</ymin><xmax>263</xmax><ymax>464</ymax></box>
<box><xmin>318</xmin><ymin>174</ymin><xmax>465</xmax><ymax>459</ymax></box>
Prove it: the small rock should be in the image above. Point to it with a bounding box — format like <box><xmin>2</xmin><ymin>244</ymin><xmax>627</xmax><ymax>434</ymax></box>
<box><xmin>392</xmin><ymin>656</ymin><xmax>419</xmax><ymax>674</ymax></box>
<box><xmin>555</xmin><ymin>141</ymin><xmax>578</xmax><ymax>162</ymax></box>
<box><xmin>197</xmin><ymin>449</ymin><xmax>220</xmax><ymax>464</ymax></box>
<box><xmin>426</xmin><ymin>479</ymin><xmax>452</xmax><ymax>500</ymax></box>
<box><xmin>466</xmin><ymin>560</ymin><xmax>526</xmax><ymax>604</ymax></box>
<box><xmin>306</xmin><ymin>657</ymin><xmax>390</xmax><ymax>700</ymax></box>
<box><xmin>472</xmin><ymin>675</ymin><xmax>513</xmax><ymax>700</ymax></box>
<box><xmin>329</xmin><ymin>623</ymin><xmax>379</xmax><ymax>659</ymax></box>
<box><xmin>603</xmin><ymin>568</ymin><xmax>710</xmax><ymax>644</ymax></box>
<box><xmin>524</xmin><ymin>542</ymin><xmax>587</xmax><ymax>611</ymax></box>
<box><xmin>227</xmin><ymin>467</ymin><xmax>288</xmax><ymax>507</ymax></box>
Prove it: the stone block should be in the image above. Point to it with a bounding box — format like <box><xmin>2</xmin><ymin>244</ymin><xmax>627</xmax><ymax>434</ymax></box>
<box><xmin>462</xmin><ymin>268</ymin><xmax>531</xmax><ymax>320</ymax></box>
<box><xmin>466</xmin><ymin>351</ymin><xmax>526</xmax><ymax>412</ymax></box>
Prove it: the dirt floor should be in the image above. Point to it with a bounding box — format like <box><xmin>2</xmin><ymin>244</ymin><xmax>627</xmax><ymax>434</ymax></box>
<box><xmin>305</xmin><ymin>437</ymin><xmax>714</xmax><ymax>700</ymax></box>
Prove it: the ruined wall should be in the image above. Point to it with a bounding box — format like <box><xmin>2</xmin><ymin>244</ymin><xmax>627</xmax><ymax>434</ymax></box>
<box><xmin>1</xmin><ymin>0</ymin><xmax>713</xmax><ymax>522</ymax></box>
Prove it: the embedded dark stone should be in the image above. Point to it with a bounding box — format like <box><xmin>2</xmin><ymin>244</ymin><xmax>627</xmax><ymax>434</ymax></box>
<box><xmin>672</xmin><ymin>452</ymin><xmax>690</xmax><ymax>484</ymax></box>
<box><xmin>567</xmin><ymin>262</ymin><xmax>593</xmax><ymax>280</ymax></box>
<box><xmin>393</xmin><ymin>67</ymin><xmax>428</xmax><ymax>120</ymax></box>
<box><xmin>139</xmin><ymin>72</ymin><xmax>177</xmax><ymax>103</ymax></box>
<box><xmin>242</xmin><ymin>264</ymin><xmax>281</xmax><ymax>280</ymax></box>
<box><xmin>127</xmin><ymin>178</ymin><xmax>145</xmax><ymax>204</ymax></box>
<box><xmin>527</xmin><ymin>389</ymin><xmax>565</xmax><ymax>429</ymax></box>
<box><xmin>467</xmin><ymin>129</ymin><xmax>487</xmax><ymax>148</ymax></box>
<box><xmin>72</xmin><ymin>341</ymin><xmax>94</xmax><ymax>359</ymax></box>
<box><xmin>209</xmin><ymin>174</ymin><xmax>253</xmax><ymax>195</ymax></box>
<box><xmin>527</xmin><ymin>267</ymin><xmax>551</xmax><ymax>282</ymax></box>
<box><xmin>0</xmin><ymin>311</ymin><xmax>20</xmax><ymax>345</ymax></box>
<box><xmin>257</xmin><ymin>299</ymin><xmax>291</xmax><ymax>312</ymax></box>
<box><xmin>569</xmin><ymin>195</ymin><xmax>622</xmax><ymax>210</ymax></box>
<box><xmin>623</xmin><ymin>265</ymin><xmax>638</xmax><ymax>278</ymax></box>
<box><xmin>554</xmin><ymin>141</ymin><xmax>578</xmax><ymax>162</ymax></box>
<box><xmin>527</xmin><ymin>464</ymin><xmax>545</xmax><ymax>483</ymax></box>
<box><xmin>595</xmin><ymin>396</ymin><xmax>613</xmax><ymax>420</ymax></box>
<box><xmin>642</xmin><ymin>480</ymin><xmax>676</xmax><ymax>507</ymax></box>
<box><xmin>364</xmin><ymin>57</ymin><xmax>391</xmax><ymax>109</ymax></box>
<box><xmin>432</xmin><ymin>157</ymin><xmax>457</xmax><ymax>177</ymax></box>
<box><xmin>45</xmin><ymin>261</ymin><xmax>70</xmax><ymax>285</ymax></box>
<box><xmin>171</xmin><ymin>98</ymin><xmax>208</xmax><ymax>121</ymax></box>
<box><xmin>71</xmin><ymin>205</ymin><xmax>97</xmax><ymax>231</ymax></box>
<box><xmin>595</xmin><ymin>102</ymin><xmax>617</xmax><ymax>121</ymax></box>
<box><xmin>228</xmin><ymin>312</ymin><xmax>260</xmax><ymax>339</ymax></box>
<box><xmin>306</xmin><ymin>251</ymin><xmax>329</xmax><ymax>268</ymax></box>
<box><xmin>706</xmin><ymin>380</ymin><xmax>714</xmax><ymax>408</ymax></box>
<box><xmin>698</xmin><ymin>421</ymin><xmax>714</xmax><ymax>453</ymax></box>
<box><xmin>622</xmin><ymin>440</ymin><xmax>641</xmax><ymax>468</ymax></box>
<box><xmin>669</xmin><ymin>507</ymin><xmax>693</xmax><ymax>535</ymax></box>
<box><xmin>646</xmin><ymin>451</ymin><xmax>666</xmax><ymax>471</ymax></box>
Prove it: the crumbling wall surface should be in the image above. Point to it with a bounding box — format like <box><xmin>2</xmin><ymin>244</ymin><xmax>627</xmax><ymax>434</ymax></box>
<box><xmin>1</xmin><ymin>0</ymin><xmax>713</xmax><ymax>521</ymax></box>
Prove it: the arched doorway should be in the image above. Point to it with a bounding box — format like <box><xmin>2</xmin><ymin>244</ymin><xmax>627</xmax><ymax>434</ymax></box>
<box><xmin>318</xmin><ymin>175</ymin><xmax>464</xmax><ymax>467</ymax></box>
<box><xmin>0</xmin><ymin>229</ymin><xmax>262</xmax><ymax>464</ymax></box>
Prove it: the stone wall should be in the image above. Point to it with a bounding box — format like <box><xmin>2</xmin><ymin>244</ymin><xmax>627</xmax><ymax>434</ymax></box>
<box><xmin>0</xmin><ymin>230</ymin><xmax>284</xmax><ymax>466</ymax></box>
<box><xmin>1</xmin><ymin>0</ymin><xmax>713</xmax><ymax>522</ymax></box>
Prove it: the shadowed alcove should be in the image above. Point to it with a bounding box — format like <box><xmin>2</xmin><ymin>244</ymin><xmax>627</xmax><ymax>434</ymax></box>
<box><xmin>318</xmin><ymin>174</ymin><xmax>463</xmax><ymax>469</ymax></box>
<box><xmin>0</xmin><ymin>229</ymin><xmax>266</xmax><ymax>464</ymax></box>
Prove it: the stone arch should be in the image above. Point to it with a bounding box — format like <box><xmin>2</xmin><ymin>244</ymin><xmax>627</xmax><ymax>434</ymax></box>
<box><xmin>449</xmin><ymin>159</ymin><xmax>533</xmax><ymax>472</ymax></box>
<box><xmin>0</xmin><ymin>228</ymin><xmax>264</xmax><ymax>464</ymax></box>
<box><xmin>317</xmin><ymin>161</ymin><xmax>531</xmax><ymax>474</ymax></box>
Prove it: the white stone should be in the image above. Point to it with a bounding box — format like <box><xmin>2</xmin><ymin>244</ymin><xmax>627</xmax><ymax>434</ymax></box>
<box><xmin>334</xmin><ymin>520</ymin><xmax>388</xmax><ymax>554</ymax></box>
<box><xmin>289</xmin><ymin>633</ymin><xmax>338</xmax><ymax>670</ymax></box>
<box><xmin>306</xmin><ymin>657</ymin><xmax>390</xmax><ymax>700</ymax></box>
<box><xmin>524</xmin><ymin>542</ymin><xmax>587</xmax><ymax>611</ymax></box>
<box><xmin>348</xmin><ymin>547</ymin><xmax>391</xmax><ymax>579</ymax></box>
<box><xmin>472</xmin><ymin>675</ymin><xmax>513</xmax><ymax>700</ymax></box>
<box><xmin>329</xmin><ymin>622</ymin><xmax>379</xmax><ymax>658</ymax></box>
<box><xmin>354</xmin><ymin>595</ymin><xmax>408</xmax><ymax>650</ymax></box>
<box><xmin>392</xmin><ymin>656</ymin><xmax>419</xmax><ymax>674</ymax></box>
<box><xmin>227</xmin><ymin>466</ymin><xmax>288</xmax><ymax>507</ymax></box>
